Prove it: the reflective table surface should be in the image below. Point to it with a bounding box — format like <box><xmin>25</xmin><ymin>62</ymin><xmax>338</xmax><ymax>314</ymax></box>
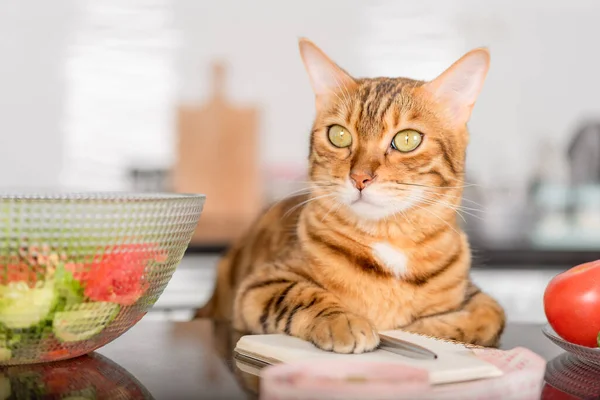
<box><xmin>2</xmin><ymin>319</ymin><xmax>597</xmax><ymax>399</ymax></box>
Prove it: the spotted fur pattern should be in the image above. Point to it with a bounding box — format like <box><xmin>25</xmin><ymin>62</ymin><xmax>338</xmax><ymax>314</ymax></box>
<box><xmin>195</xmin><ymin>39</ymin><xmax>505</xmax><ymax>353</ymax></box>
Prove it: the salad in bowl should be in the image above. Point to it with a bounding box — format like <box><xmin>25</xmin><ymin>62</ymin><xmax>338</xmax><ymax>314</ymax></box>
<box><xmin>0</xmin><ymin>192</ymin><xmax>205</xmax><ymax>364</ymax></box>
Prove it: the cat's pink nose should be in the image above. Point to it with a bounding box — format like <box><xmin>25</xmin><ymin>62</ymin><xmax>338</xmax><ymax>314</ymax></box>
<box><xmin>350</xmin><ymin>171</ymin><xmax>375</xmax><ymax>191</ymax></box>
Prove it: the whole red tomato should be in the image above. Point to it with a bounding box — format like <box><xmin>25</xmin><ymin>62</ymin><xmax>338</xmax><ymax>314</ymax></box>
<box><xmin>544</xmin><ymin>260</ymin><xmax>600</xmax><ymax>347</ymax></box>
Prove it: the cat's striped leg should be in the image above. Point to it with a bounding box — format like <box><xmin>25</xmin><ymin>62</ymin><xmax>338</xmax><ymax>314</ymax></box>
<box><xmin>402</xmin><ymin>283</ymin><xmax>506</xmax><ymax>347</ymax></box>
<box><xmin>233</xmin><ymin>266</ymin><xmax>380</xmax><ymax>354</ymax></box>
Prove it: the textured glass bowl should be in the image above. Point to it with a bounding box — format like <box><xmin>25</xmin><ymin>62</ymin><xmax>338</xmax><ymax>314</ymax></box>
<box><xmin>542</xmin><ymin>324</ymin><xmax>600</xmax><ymax>365</ymax></box>
<box><xmin>0</xmin><ymin>192</ymin><xmax>205</xmax><ymax>365</ymax></box>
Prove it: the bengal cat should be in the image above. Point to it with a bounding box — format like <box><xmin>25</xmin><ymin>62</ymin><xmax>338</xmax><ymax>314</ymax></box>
<box><xmin>195</xmin><ymin>38</ymin><xmax>505</xmax><ymax>353</ymax></box>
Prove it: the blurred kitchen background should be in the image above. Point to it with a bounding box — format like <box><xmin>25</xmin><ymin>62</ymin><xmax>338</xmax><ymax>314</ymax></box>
<box><xmin>2</xmin><ymin>0</ymin><xmax>600</xmax><ymax>327</ymax></box>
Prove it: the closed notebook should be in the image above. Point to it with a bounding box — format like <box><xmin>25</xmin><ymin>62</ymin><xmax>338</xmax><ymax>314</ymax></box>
<box><xmin>233</xmin><ymin>330</ymin><xmax>504</xmax><ymax>385</ymax></box>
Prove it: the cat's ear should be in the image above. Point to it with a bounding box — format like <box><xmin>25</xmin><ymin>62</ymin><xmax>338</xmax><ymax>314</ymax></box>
<box><xmin>421</xmin><ymin>48</ymin><xmax>490</xmax><ymax>126</ymax></box>
<box><xmin>298</xmin><ymin>38</ymin><xmax>357</xmax><ymax>109</ymax></box>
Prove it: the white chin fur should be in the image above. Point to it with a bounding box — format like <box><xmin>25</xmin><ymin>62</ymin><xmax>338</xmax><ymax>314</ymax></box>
<box><xmin>338</xmin><ymin>178</ymin><xmax>420</xmax><ymax>221</ymax></box>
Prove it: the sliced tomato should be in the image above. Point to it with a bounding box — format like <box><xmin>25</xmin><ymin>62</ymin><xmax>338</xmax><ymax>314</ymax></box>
<box><xmin>0</xmin><ymin>258</ymin><xmax>42</xmax><ymax>287</ymax></box>
<box><xmin>80</xmin><ymin>243</ymin><xmax>165</xmax><ymax>306</ymax></box>
<box><xmin>40</xmin><ymin>348</ymin><xmax>73</xmax><ymax>363</ymax></box>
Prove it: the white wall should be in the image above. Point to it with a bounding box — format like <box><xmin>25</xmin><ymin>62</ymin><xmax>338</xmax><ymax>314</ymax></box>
<box><xmin>1</xmin><ymin>0</ymin><xmax>600</xmax><ymax>194</ymax></box>
<box><xmin>0</xmin><ymin>0</ymin><xmax>73</xmax><ymax>190</ymax></box>
<box><xmin>459</xmin><ymin>0</ymin><xmax>600</xmax><ymax>188</ymax></box>
<box><xmin>60</xmin><ymin>0</ymin><xmax>181</xmax><ymax>191</ymax></box>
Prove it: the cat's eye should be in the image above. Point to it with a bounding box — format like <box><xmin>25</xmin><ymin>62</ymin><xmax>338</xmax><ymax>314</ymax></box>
<box><xmin>328</xmin><ymin>125</ymin><xmax>352</xmax><ymax>148</ymax></box>
<box><xmin>391</xmin><ymin>130</ymin><xmax>423</xmax><ymax>153</ymax></box>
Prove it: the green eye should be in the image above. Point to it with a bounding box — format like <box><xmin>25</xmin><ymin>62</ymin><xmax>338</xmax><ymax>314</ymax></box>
<box><xmin>392</xmin><ymin>130</ymin><xmax>423</xmax><ymax>152</ymax></box>
<box><xmin>328</xmin><ymin>125</ymin><xmax>352</xmax><ymax>148</ymax></box>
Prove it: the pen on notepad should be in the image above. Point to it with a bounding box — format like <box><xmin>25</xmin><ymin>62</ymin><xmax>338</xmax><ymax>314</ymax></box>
<box><xmin>378</xmin><ymin>334</ymin><xmax>438</xmax><ymax>360</ymax></box>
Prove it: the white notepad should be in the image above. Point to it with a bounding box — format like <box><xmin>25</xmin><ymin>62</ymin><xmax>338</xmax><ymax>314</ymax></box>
<box><xmin>234</xmin><ymin>330</ymin><xmax>503</xmax><ymax>385</ymax></box>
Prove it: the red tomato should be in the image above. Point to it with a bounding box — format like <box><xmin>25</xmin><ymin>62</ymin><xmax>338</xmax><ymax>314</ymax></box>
<box><xmin>84</xmin><ymin>253</ymin><xmax>147</xmax><ymax>306</ymax></box>
<box><xmin>0</xmin><ymin>263</ymin><xmax>38</xmax><ymax>286</ymax></box>
<box><xmin>0</xmin><ymin>254</ymin><xmax>44</xmax><ymax>287</ymax></box>
<box><xmin>78</xmin><ymin>243</ymin><xmax>165</xmax><ymax>306</ymax></box>
<box><xmin>544</xmin><ymin>260</ymin><xmax>600</xmax><ymax>347</ymax></box>
<box><xmin>40</xmin><ymin>348</ymin><xmax>73</xmax><ymax>362</ymax></box>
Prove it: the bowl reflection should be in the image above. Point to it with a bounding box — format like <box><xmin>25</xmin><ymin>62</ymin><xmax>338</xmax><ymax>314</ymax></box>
<box><xmin>543</xmin><ymin>352</ymin><xmax>600</xmax><ymax>399</ymax></box>
<box><xmin>0</xmin><ymin>351</ymin><xmax>153</xmax><ymax>399</ymax></box>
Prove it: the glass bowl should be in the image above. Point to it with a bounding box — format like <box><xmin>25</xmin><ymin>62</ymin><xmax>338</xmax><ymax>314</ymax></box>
<box><xmin>0</xmin><ymin>192</ymin><xmax>205</xmax><ymax>365</ymax></box>
<box><xmin>0</xmin><ymin>352</ymin><xmax>154</xmax><ymax>399</ymax></box>
<box><xmin>542</xmin><ymin>324</ymin><xmax>600</xmax><ymax>365</ymax></box>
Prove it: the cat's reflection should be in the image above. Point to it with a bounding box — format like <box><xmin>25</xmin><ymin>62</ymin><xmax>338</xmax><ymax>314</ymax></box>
<box><xmin>0</xmin><ymin>352</ymin><xmax>153</xmax><ymax>399</ymax></box>
<box><xmin>209</xmin><ymin>320</ymin><xmax>259</xmax><ymax>399</ymax></box>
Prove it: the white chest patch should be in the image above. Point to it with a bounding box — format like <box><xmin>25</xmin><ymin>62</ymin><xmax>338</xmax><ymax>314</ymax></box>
<box><xmin>371</xmin><ymin>242</ymin><xmax>408</xmax><ymax>278</ymax></box>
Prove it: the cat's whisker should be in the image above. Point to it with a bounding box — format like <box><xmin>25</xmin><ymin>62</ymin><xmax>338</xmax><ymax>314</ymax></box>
<box><xmin>410</xmin><ymin>193</ymin><xmax>476</xmax><ymax>213</ymax></box>
<box><xmin>409</xmin><ymin>202</ymin><xmax>461</xmax><ymax>237</ymax></box>
<box><xmin>267</xmin><ymin>184</ymin><xmax>339</xmax><ymax>217</ymax></box>
<box><xmin>399</xmin><ymin>190</ymin><xmax>484</xmax><ymax>209</ymax></box>
<box><xmin>420</xmin><ymin>198</ymin><xmax>485</xmax><ymax>217</ymax></box>
<box><xmin>294</xmin><ymin>180</ymin><xmax>336</xmax><ymax>185</ymax></box>
<box><xmin>424</xmin><ymin>192</ymin><xmax>484</xmax><ymax>208</ymax></box>
<box><xmin>321</xmin><ymin>200</ymin><xmax>342</xmax><ymax>223</ymax></box>
<box><xmin>383</xmin><ymin>185</ymin><xmax>485</xmax><ymax>208</ymax></box>
<box><xmin>395</xmin><ymin>208</ymin><xmax>416</xmax><ymax>234</ymax></box>
<box><xmin>321</xmin><ymin>201</ymin><xmax>337</xmax><ymax>223</ymax></box>
<box><xmin>414</xmin><ymin>196</ymin><xmax>484</xmax><ymax>221</ymax></box>
<box><xmin>324</xmin><ymin>75</ymin><xmax>348</xmax><ymax>111</ymax></box>
<box><xmin>394</xmin><ymin>181</ymin><xmax>479</xmax><ymax>190</ymax></box>
<box><xmin>275</xmin><ymin>188</ymin><xmax>314</xmax><ymax>197</ymax></box>
<box><xmin>321</xmin><ymin>73</ymin><xmax>347</xmax><ymax>108</ymax></box>
<box><xmin>268</xmin><ymin>189</ymin><xmax>317</xmax><ymax>206</ymax></box>
<box><xmin>310</xmin><ymin>189</ymin><xmax>340</xmax><ymax>200</ymax></box>
<box><xmin>282</xmin><ymin>193</ymin><xmax>337</xmax><ymax>218</ymax></box>
<box><xmin>327</xmin><ymin>85</ymin><xmax>349</xmax><ymax>112</ymax></box>
<box><xmin>274</xmin><ymin>182</ymin><xmax>338</xmax><ymax>197</ymax></box>
<box><xmin>417</xmin><ymin>196</ymin><xmax>484</xmax><ymax>213</ymax></box>
<box><xmin>329</xmin><ymin>72</ymin><xmax>354</xmax><ymax>113</ymax></box>
<box><xmin>405</xmin><ymin>192</ymin><xmax>464</xmax><ymax>215</ymax></box>
<box><xmin>412</xmin><ymin>195</ymin><xmax>468</xmax><ymax>223</ymax></box>
<box><xmin>406</xmin><ymin>187</ymin><xmax>483</xmax><ymax>204</ymax></box>
<box><xmin>293</xmin><ymin>182</ymin><xmax>340</xmax><ymax>191</ymax></box>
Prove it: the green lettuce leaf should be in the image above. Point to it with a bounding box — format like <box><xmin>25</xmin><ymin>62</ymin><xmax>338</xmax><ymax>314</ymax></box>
<box><xmin>53</xmin><ymin>263</ymin><xmax>84</xmax><ymax>311</ymax></box>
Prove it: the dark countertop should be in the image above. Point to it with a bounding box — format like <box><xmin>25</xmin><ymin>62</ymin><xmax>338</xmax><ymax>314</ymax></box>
<box><xmin>0</xmin><ymin>319</ymin><xmax>591</xmax><ymax>399</ymax></box>
<box><xmin>185</xmin><ymin>244</ymin><xmax>600</xmax><ymax>268</ymax></box>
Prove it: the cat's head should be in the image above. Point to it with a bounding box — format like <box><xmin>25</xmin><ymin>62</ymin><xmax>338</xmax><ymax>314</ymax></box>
<box><xmin>299</xmin><ymin>38</ymin><xmax>490</xmax><ymax>222</ymax></box>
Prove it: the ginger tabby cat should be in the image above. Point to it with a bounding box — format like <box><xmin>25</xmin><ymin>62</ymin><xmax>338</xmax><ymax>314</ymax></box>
<box><xmin>196</xmin><ymin>38</ymin><xmax>505</xmax><ymax>353</ymax></box>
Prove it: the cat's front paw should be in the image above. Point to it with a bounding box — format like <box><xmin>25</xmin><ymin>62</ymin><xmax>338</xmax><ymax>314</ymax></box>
<box><xmin>309</xmin><ymin>312</ymin><xmax>379</xmax><ymax>354</ymax></box>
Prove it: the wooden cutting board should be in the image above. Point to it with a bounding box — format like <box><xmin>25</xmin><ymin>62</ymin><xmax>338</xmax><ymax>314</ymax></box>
<box><xmin>173</xmin><ymin>61</ymin><xmax>263</xmax><ymax>245</ymax></box>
